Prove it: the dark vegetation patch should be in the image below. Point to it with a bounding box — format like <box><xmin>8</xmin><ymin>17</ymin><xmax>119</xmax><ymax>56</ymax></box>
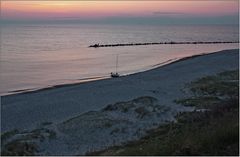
<box><xmin>102</xmin><ymin>96</ymin><xmax>158</xmax><ymax>113</ymax></box>
<box><xmin>41</xmin><ymin>121</ymin><xmax>53</xmax><ymax>126</ymax></box>
<box><xmin>1</xmin><ymin>140</ymin><xmax>38</xmax><ymax>156</ymax></box>
<box><xmin>1</xmin><ymin>126</ymin><xmax>56</xmax><ymax>156</ymax></box>
<box><xmin>90</xmin><ymin>70</ymin><xmax>239</xmax><ymax>156</ymax></box>
<box><xmin>1</xmin><ymin>129</ymin><xmax>19</xmax><ymax>143</ymax></box>
<box><xmin>134</xmin><ymin>106</ymin><xmax>150</xmax><ymax>119</ymax></box>
<box><xmin>189</xmin><ymin>70</ymin><xmax>238</xmax><ymax>98</ymax></box>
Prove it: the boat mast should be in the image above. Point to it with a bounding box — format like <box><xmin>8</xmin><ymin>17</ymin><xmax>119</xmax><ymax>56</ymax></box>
<box><xmin>116</xmin><ymin>54</ymin><xmax>118</xmax><ymax>74</ymax></box>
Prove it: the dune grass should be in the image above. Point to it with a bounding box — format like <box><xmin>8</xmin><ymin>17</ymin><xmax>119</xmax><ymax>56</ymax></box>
<box><xmin>1</xmin><ymin>127</ymin><xmax>57</xmax><ymax>155</ymax></box>
<box><xmin>91</xmin><ymin>70</ymin><xmax>239</xmax><ymax>156</ymax></box>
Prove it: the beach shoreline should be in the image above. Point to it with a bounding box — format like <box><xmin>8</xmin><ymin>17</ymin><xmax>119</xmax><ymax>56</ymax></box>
<box><xmin>1</xmin><ymin>50</ymin><xmax>232</xmax><ymax>97</ymax></box>
<box><xmin>2</xmin><ymin>49</ymin><xmax>239</xmax><ymax>126</ymax></box>
<box><xmin>1</xmin><ymin>49</ymin><xmax>239</xmax><ymax>155</ymax></box>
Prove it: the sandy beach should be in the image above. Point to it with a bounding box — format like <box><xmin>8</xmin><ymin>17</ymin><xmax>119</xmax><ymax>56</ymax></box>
<box><xmin>1</xmin><ymin>49</ymin><xmax>239</xmax><ymax>155</ymax></box>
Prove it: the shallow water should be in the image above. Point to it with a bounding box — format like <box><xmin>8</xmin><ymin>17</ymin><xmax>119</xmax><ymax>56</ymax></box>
<box><xmin>0</xmin><ymin>24</ymin><xmax>238</xmax><ymax>95</ymax></box>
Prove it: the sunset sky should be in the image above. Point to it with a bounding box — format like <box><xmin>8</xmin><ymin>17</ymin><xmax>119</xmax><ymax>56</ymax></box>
<box><xmin>1</xmin><ymin>1</ymin><xmax>239</xmax><ymax>24</ymax></box>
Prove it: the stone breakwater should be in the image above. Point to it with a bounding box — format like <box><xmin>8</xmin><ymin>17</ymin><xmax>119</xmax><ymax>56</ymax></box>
<box><xmin>89</xmin><ymin>41</ymin><xmax>239</xmax><ymax>48</ymax></box>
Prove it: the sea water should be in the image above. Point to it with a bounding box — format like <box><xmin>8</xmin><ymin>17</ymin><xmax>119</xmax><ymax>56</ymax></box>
<box><xmin>0</xmin><ymin>23</ymin><xmax>238</xmax><ymax>95</ymax></box>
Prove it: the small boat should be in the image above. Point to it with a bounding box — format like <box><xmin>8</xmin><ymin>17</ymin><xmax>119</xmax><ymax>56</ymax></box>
<box><xmin>111</xmin><ymin>54</ymin><xmax>120</xmax><ymax>78</ymax></box>
<box><xmin>111</xmin><ymin>72</ymin><xmax>119</xmax><ymax>78</ymax></box>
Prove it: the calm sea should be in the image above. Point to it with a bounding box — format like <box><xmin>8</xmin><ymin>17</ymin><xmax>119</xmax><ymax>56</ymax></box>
<box><xmin>0</xmin><ymin>24</ymin><xmax>239</xmax><ymax>95</ymax></box>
